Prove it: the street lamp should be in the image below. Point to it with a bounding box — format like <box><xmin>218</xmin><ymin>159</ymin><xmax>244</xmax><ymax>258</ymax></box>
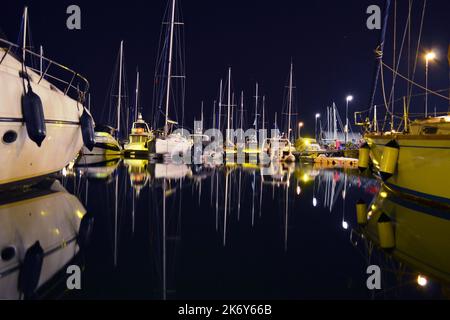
<box><xmin>345</xmin><ymin>95</ymin><xmax>353</xmax><ymax>145</ymax></box>
<box><xmin>425</xmin><ymin>51</ymin><xmax>436</xmax><ymax>118</ymax></box>
<box><xmin>298</xmin><ymin>121</ymin><xmax>304</xmax><ymax>138</ymax></box>
<box><xmin>315</xmin><ymin>113</ymin><xmax>320</xmax><ymax>141</ymax></box>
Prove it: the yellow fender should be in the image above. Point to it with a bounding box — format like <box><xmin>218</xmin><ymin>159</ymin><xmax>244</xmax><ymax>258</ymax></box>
<box><xmin>377</xmin><ymin>213</ymin><xmax>395</xmax><ymax>249</ymax></box>
<box><xmin>358</xmin><ymin>142</ymin><xmax>370</xmax><ymax>172</ymax></box>
<box><xmin>379</xmin><ymin>139</ymin><xmax>399</xmax><ymax>181</ymax></box>
<box><xmin>356</xmin><ymin>199</ymin><xmax>368</xmax><ymax>225</ymax></box>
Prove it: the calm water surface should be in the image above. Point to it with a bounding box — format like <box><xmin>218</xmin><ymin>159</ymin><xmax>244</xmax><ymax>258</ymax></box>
<box><xmin>1</xmin><ymin>159</ymin><xmax>449</xmax><ymax>299</ymax></box>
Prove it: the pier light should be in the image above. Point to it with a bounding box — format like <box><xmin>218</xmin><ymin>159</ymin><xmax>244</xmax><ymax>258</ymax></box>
<box><xmin>417</xmin><ymin>275</ymin><xmax>428</xmax><ymax>287</ymax></box>
<box><xmin>345</xmin><ymin>96</ymin><xmax>353</xmax><ymax>145</ymax></box>
<box><xmin>298</xmin><ymin>122</ymin><xmax>304</xmax><ymax>138</ymax></box>
<box><xmin>312</xmin><ymin>197</ymin><xmax>317</xmax><ymax>207</ymax></box>
<box><xmin>314</xmin><ymin>114</ymin><xmax>320</xmax><ymax>141</ymax></box>
<box><xmin>425</xmin><ymin>51</ymin><xmax>436</xmax><ymax>62</ymax></box>
<box><xmin>424</xmin><ymin>51</ymin><xmax>436</xmax><ymax>117</ymax></box>
<box><xmin>296</xmin><ymin>185</ymin><xmax>301</xmax><ymax>195</ymax></box>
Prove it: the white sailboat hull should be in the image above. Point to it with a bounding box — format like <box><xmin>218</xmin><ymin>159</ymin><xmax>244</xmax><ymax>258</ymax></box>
<box><xmin>154</xmin><ymin>135</ymin><xmax>193</xmax><ymax>157</ymax></box>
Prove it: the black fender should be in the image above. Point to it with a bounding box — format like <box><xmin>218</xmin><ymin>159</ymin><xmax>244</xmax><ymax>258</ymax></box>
<box><xmin>21</xmin><ymin>84</ymin><xmax>46</xmax><ymax>147</ymax></box>
<box><xmin>80</xmin><ymin>107</ymin><xmax>95</xmax><ymax>151</ymax></box>
<box><xmin>18</xmin><ymin>241</ymin><xmax>44</xmax><ymax>299</ymax></box>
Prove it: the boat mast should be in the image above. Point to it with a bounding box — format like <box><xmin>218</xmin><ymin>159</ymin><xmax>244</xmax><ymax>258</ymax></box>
<box><xmin>39</xmin><ymin>45</ymin><xmax>43</xmax><ymax>76</ymax></box>
<box><xmin>333</xmin><ymin>102</ymin><xmax>337</xmax><ymax>141</ymax></box>
<box><xmin>255</xmin><ymin>82</ymin><xmax>259</xmax><ymax>131</ymax></box>
<box><xmin>135</xmin><ymin>68</ymin><xmax>140</xmax><ymax>121</ymax></box>
<box><xmin>117</xmin><ymin>40</ymin><xmax>124</xmax><ymax>135</ymax></box>
<box><xmin>213</xmin><ymin>100</ymin><xmax>216</xmax><ymax>130</ymax></box>
<box><xmin>262</xmin><ymin>95</ymin><xmax>266</xmax><ymax>131</ymax></box>
<box><xmin>164</xmin><ymin>0</ymin><xmax>176</xmax><ymax>136</ymax></box>
<box><xmin>218</xmin><ymin>79</ymin><xmax>223</xmax><ymax>132</ymax></box>
<box><xmin>374</xmin><ymin>105</ymin><xmax>378</xmax><ymax>132</ymax></box>
<box><xmin>287</xmin><ymin>62</ymin><xmax>293</xmax><ymax>142</ymax></box>
<box><xmin>240</xmin><ymin>91</ymin><xmax>244</xmax><ymax>131</ymax></box>
<box><xmin>227</xmin><ymin>67</ymin><xmax>231</xmax><ymax>144</ymax></box>
<box><xmin>22</xmin><ymin>7</ymin><xmax>28</xmax><ymax>63</ymax></box>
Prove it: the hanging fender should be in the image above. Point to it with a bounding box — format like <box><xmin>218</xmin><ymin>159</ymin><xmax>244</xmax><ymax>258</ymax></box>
<box><xmin>358</xmin><ymin>142</ymin><xmax>370</xmax><ymax>172</ymax></box>
<box><xmin>379</xmin><ymin>139</ymin><xmax>400</xmax><ymax>181</ymax></box>
<box><xmin>21</xmin><ymin>84</ymin><xmax>46</xmax><ymax>147</ymax></box>
<box><xmin>77</xmin><ymin>212</ymin><xmax>94</xmax><ymax>251</ymax></box>
<box><xmin>80</xmin><ymin>107</ymin><xmax>95</xmax><ymax>151</ymax></box>
<box><xmin>377</xmin><ymin>213</ymin><xmax>395</xmax><ymax>250</ymax></box>
<box><xmin>18</xmin><ymin>241</ymin><xmax>44</xmax><ymax>299</ymax></box>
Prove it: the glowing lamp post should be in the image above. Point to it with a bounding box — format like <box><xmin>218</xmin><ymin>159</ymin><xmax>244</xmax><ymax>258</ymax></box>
<box><xmin>425</xmin><ymin>51</ymin><xmax>435</xmax><ymax>118</ymax></box>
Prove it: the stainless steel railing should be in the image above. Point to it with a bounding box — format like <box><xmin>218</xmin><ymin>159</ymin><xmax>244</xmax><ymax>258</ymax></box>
<box><xmin>0</xmin><ymin>38</ymin><xmax>89</xmax><ymax>103</ymax></box>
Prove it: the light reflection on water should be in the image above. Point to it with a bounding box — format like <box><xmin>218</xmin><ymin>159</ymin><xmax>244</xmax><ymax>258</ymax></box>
<box><xmin>1</xmin><ymin>159</ymin><xmax>449</xmax><ymax>299</ymax></box>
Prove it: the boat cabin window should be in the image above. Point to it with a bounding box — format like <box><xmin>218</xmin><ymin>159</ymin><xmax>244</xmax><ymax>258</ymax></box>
<box><xmin>422</xmin><ymin>126</ymin><xmax>438</xmax><ymax>135</ymax></box>
<box><xmin>133</xmin><ymin>123</ymin><xmax>149</xmax><ymax>133</ymax></box>
<box><xmin>130</xmin><ymin>135</ymin><xmax>147</xmax><ymax>143</ymax></box>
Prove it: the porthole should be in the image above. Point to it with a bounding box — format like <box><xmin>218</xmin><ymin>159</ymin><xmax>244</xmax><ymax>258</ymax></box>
<box><xmin>2</xmin><ymin>130</ymin><xmax>18</xmax><ymax>144</ymax></box>
<box><xmin>1</xmin><ymin>246</ymin><xmax>16</xmax><ymax>261</ymax></box>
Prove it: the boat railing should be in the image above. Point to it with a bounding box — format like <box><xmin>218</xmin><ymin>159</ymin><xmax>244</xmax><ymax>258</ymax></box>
<box><xmin>0</xmin><ymin>38</ymin><xmax>89</xmax><ymax>103</ymax></box>
<box><xmin>355</xmin><ymin>109</ymin><xmax>450</xmax><ymax>134</ymax></box>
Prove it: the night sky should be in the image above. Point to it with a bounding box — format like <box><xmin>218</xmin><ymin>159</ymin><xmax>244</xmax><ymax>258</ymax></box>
<box><xmin>2</xmin><ymin>0</ymin><xmax>449</xmax><ymax>136</ymax></box>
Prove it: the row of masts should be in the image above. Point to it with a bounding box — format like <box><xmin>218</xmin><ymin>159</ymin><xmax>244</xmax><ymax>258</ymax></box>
<box><xmin>202</xmin><ymin>62</ymin><xmax>295</xmax><ymax>143</ymax></box>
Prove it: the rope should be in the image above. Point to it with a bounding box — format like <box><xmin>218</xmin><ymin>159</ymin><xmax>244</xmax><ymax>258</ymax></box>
<box><xmin>382</xmin><ymin>61</ymin><xmax>450</xmax><ymax>101</ymax></box>
<box><xmin>407</xmin><ymin>0</ymin><xmax>427</xmax><ymax>109</ymax></box>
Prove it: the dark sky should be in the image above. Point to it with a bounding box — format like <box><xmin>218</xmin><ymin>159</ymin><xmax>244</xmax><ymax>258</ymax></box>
<box><xmin>2</xmin><ymin>0</ymin><xmax>449</xmax><ymax>135</ymax></box>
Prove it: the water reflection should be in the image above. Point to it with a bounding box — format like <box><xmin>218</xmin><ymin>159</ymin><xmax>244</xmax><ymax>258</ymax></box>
<box><xmin>351</xmin><ymin>186</ymin><xmax>450</xmax><ymax>298</ymax></box>
<box><xmin>1</xmin><ymin>159</ymin><xmax>449</xmax><ymax>299</ymax></box>
<box><xmin>0</xmin><ymin>179</ymin><xmax>90</xmax><ymax>299</ymax></box>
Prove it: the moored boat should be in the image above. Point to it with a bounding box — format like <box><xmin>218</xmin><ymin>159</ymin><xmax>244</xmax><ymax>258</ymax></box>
<box><xmin>0</xmin><ymin>8</ymin><xmax>93</xmax><ymax>187</ymax></box>
<box><xmin>124</xmin><ymin>113</ymin><xmax>153</xmax><ymax>158</ymax></box>
<box><xmin>364</xmin><ymin>117</ymin><xmax>450</xmax><ymax>205</ymax></box>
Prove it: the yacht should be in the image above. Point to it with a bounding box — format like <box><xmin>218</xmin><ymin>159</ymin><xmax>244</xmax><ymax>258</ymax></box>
<box><xmin>0</xmin><ymin>8</ymin><xmax>93</xmax><ymax>187</ymax></box>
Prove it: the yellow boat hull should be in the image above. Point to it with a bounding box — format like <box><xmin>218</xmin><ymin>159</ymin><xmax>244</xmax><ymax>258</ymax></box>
<box><xmin>365</xmin><ymin>134</ymin><xmax>450</xmax><ymax>204</ymax></box>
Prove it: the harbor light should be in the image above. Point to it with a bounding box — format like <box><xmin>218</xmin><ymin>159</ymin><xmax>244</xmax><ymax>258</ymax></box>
<box><xmin>425</xmin><ymin>51</ymin><xmax>436</xmax><ymax>62</ymax></box>
<box><xmin>296</xmin><ymin>185</ymin><xmax>301</xmax><ymax>195</ymax></box>
<box><xmin>424</xmin><ymin>51</ymin><xmax>436</xmax><ymax>118</ymax></box>
<box><xmin>315</xmin><ymin>113</ymin><xmax>320</xmax><ymax>119</ymax></box>
<box><xmin>298</xmin><ymin>121</ymin><xmax>304</xmax><ymax>138</ymax></box>
<box><xmin>346</xmin><ymin>95</ymin><xmax>353</xmax><ymax>102</ymax></box>
<box><xmin>312</xmin><ymin>197</ymin><xmax>317</xmax><ymax>207</ymax></box>
<box><xmin>417</xmin><ymin>275</ymin><xmax>428</xmax><ymax>287</ymax></box>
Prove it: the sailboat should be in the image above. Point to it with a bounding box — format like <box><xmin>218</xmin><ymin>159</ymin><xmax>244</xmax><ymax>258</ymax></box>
<box><xmin>82</xmin><ymin>41</ymin><xmax>125</xmax><ymax>158</ymax></box>
<box><xmin>356</xmin><ymin>0</ymin><xmax>450</xmax><ymax>205</ymax></box>
<box><xmin>224</xmin><ymin>67</ymin><xmax>236</xmax><ymax>158</ymax></box>
<box><xmin>124</xmin><ymin>70</ymin><xmax>153</xmax><ymax>158</ymax></box>
<box><xmin>0</xmin><ymin>7</ymin><xmax>94</xmax><ymax>187</ymax></box>
<box><xmin>244</xmin><ymin>83</ymin><xmax>262</xmax><ymax>159</ymax></box>
<box><xmin>152</xmin><ymin>0</ymin><xmax>193</xmax><ymax>159</ymax></box>
<box><xmin>265</xmin><ymin>63</ymin><xmax>296</xmax><ymax>163</ymax></box>
<box><xmin>203</xmin><ymin>82</ymin><xmax>224</xmax><ymax>164</ymax></box>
